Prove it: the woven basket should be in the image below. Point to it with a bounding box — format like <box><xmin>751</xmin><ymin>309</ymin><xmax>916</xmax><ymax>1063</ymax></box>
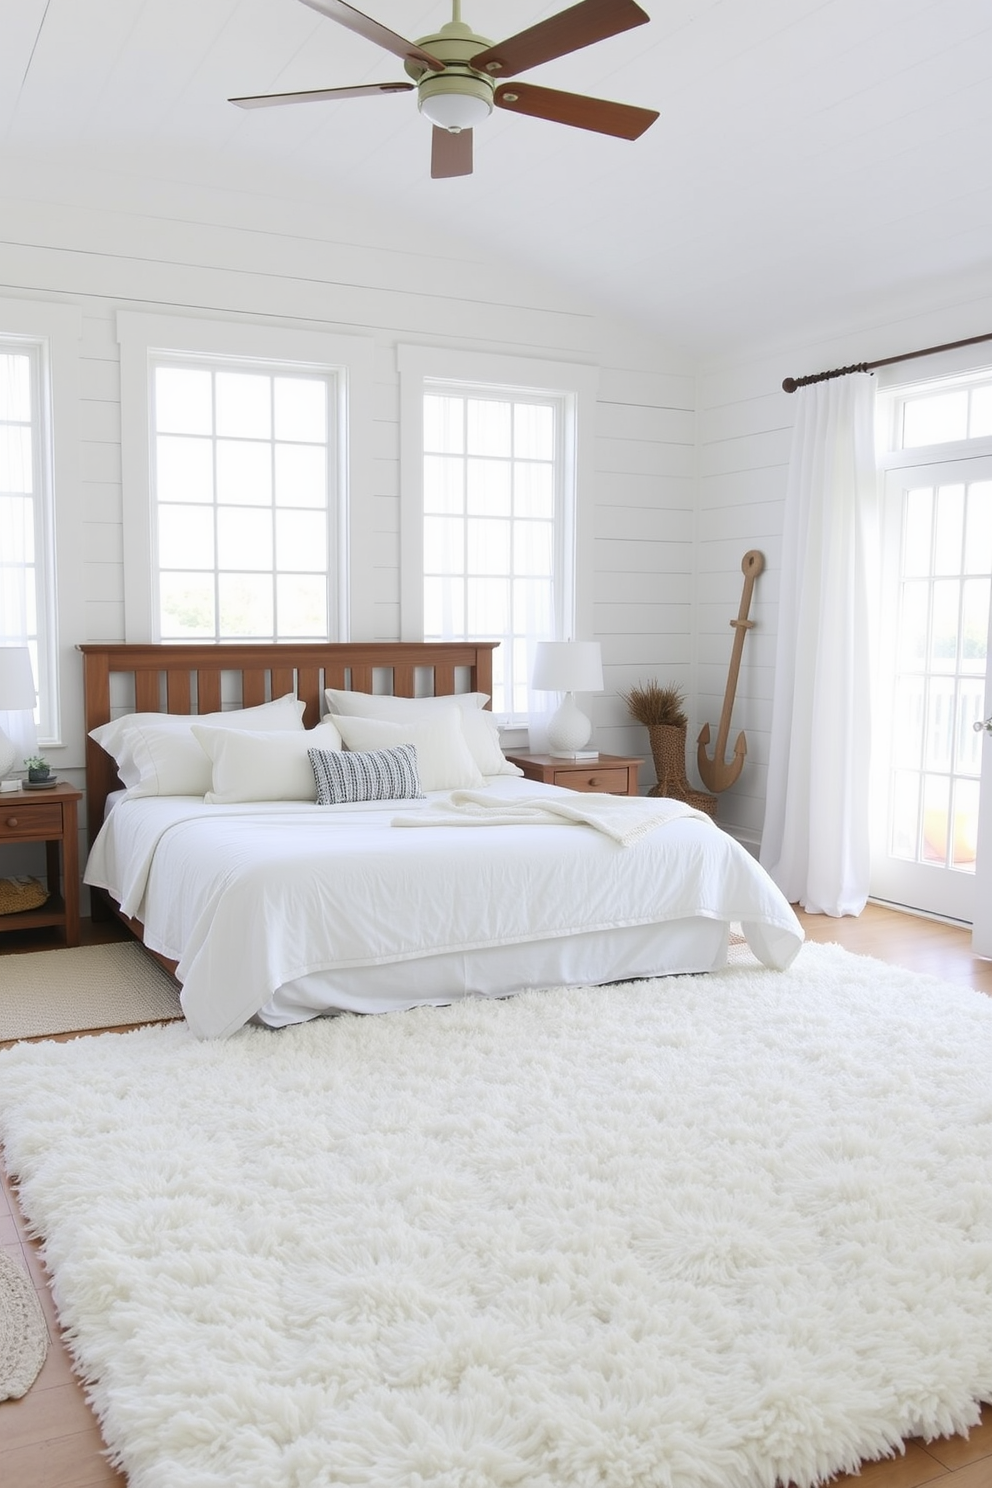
<box><xmin>0</xmin><ymin>877</ymin><xmax>48</xmax><ymax>916</ymax></box>
<box><xmin>647</xmin><ymin>724</ymin><xmax>717</xmax><ymax>818</ymax></box>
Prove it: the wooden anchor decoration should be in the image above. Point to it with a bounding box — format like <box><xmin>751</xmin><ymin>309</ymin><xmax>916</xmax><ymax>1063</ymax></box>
<box><xmin>697</xmin><ymin>549</ymin><xmax>765</xmax><ymax>793</ymax></box>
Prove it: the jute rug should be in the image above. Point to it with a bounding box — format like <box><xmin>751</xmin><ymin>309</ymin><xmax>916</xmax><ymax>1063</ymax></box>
<box><xmin>0</xmin><ymin>942</ymin><xmax>990</xmax><ymax>1488</ymax></box>
<box><xmin>0</xmin><ymin>1250</ymin><xmax>48</xmax><ymax>1400</ymax></box>
<box><xmin>0</xmin><ymin>942</ymin><xmax>182</xmax><ymax>1042</ymax></box>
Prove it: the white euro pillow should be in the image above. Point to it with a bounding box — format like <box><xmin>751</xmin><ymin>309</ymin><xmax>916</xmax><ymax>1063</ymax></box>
<box><xmin>333</xmin><ymin>709</ymin><xmax>485</xmax><ymax>792</ymax></box>
<box><xmin>192</xmin><ymin>719</ymin><xmax>344</xmax><ymax>804</ymax></box>
<box><xmin>324</xmin><ymin>688</ymin><xmax>521</xmax><ymax>778</ymax></box>
<box><xmin>91</xmin><ymin>694</ymin><xmax>306</xmax><ymax>797</ymax></box>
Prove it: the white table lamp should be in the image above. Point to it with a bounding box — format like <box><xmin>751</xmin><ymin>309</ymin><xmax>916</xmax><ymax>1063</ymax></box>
<box><xmin>0</xmin><ymin>646</ymin><xmax>38</xmax><ymax>780</ymax></box>
<box><xmin>532</xmin><ymin>640</ymin><xmax>604</xmax><ymax>755</ymax></box>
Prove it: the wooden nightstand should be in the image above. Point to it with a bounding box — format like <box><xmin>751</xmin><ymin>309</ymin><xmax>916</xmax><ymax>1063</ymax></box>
<box><xmin>505</xmin><ymin>752</ymin><xmax>641</xmax><ymax>796</ymax></box>
<box><xmin>0</xmin><ymin>781</ymin><xmax>82</xmax><ymax>946</ymax></box>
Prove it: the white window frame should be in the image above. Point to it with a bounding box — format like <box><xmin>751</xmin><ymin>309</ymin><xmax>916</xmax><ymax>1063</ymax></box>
<box><xmin>118</xmin><ymin>314</ymin><xmax>377</xmax><ymax>642</ymax></box>
<box><xmin>0</xmin><ymin>298</ymin><xmax>82</xmax><ymax>752</ymax></box>
<box><xmin>398</xmin><ymin>345</ymin><xmax>598</xmax><ymax>720</ymax></box>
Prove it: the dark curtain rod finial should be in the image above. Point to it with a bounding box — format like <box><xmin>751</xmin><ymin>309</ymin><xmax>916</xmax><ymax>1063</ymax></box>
<box><xmin>782</xmin><ymin>364</ymin><xmax>869</xmax><ymax>393</ymax></box>
<box><xmin>783</xmin><ymin>331</ymin><xmax>992</xmax><ymax>393</ymax></box>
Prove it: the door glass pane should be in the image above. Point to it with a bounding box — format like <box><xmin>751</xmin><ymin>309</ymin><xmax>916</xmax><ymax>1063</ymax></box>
<box><xmin>933</xmin><ymin>485</ymin><xmax>964</xmax><ymax>574</ymax></box>
<box><xmin>961</xmin><ymin>577</ymin><xmax>990</xmax><ymax>673</ymax></box>
<box><xmin>930</xmin><ymin>580</ymin><xmax>959</xmax><ymax>671</ymax></box>
<box><xmin>965</xmin><ymin>483</ymin><xmax>992</xmax><ymax>574</ymax></box>
<box><xmin>903</xmin><ymin>488</ymin><xmax>932</xmax><ymax>575</ymax></box>
<box><xmin>924</xmin><ymin>677</ymin><xmax>955</xmax><ymax>771</ymax></box>
<box><xmin>921</xmin><ymin>773</ymin><xmax>950</xmax><ymax>863</ymax></box>
<box><xmin>951</xmin><ymin>778</ymin><xmax>979</xmax><ymax>867</ymax></box>
<box><xmin>892</xmin><ymin>674</ymin><xmax>925</xmax><ymax>767</ymax></box>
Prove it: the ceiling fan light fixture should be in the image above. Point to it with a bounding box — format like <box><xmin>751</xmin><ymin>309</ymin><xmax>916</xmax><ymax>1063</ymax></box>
<box><xmin>418</xmin><ymin>74</ymin><xmax>493</xmax><ymax>133</ymax></box>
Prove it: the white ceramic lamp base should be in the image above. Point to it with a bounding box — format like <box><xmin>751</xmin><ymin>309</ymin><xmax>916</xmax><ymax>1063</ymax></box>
<box><xmin>546</xmin><ymin>692</ymin><xmax>593</xmax><ymax>755</ymax></box>
<box><xmin>0</xmin><ymin>727</ymin><xmax>17</xmax><ymax>779</ymax></box>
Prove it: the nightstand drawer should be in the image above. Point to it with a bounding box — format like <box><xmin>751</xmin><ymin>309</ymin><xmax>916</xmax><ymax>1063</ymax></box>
<box><xmin>556</xmin><ymin>767</ymin><xmax>630</xmax><ymax>794</ymax></box>
<box><xmin>1</xmin><ymin>803</ymin><xmax>63</xmax><ymax>840</ymax></box>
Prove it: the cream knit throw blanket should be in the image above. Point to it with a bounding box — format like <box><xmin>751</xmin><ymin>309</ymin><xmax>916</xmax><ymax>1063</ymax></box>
<box><xmin>393</xmin><ymin>789</ymin><xmax>713</xmax><ymax>847</ymax></box>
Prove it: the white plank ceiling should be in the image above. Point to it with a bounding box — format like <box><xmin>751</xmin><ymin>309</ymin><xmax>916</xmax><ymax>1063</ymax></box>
<box><xmin>1</xmin><ymin>0</ymin><xmax>990</xmax><ymax>360</ymax></box>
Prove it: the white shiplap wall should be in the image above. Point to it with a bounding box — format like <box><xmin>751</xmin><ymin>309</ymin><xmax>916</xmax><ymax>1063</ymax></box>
<box><xmin>696</xmin><ymin>287</ymin><xmax>992</xmax><ymax>847</ymax></box>
<box><xmin>0</xmin><ymin>166</ymin><xmax>694</xmax><ymax>792</ymax></box>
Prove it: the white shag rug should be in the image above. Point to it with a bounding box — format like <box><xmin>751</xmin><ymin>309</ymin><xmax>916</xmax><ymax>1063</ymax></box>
<box><xmin>0</xmin><ymin>941</ymin><xmax>991</xmax><ymax>1488</ymax></box>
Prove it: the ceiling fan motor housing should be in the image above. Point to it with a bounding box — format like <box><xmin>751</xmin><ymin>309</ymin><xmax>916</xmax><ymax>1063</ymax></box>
<box><xmin>405</xmin><ymin>18</ymin><xmax>496</xmax><ymax>131</ymax></box>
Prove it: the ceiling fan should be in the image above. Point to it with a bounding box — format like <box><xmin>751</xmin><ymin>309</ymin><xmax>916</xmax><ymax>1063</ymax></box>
<box><xmin>230</xmin><ymin>0</ymin><xmax>659</xmax><ymax>178</ymax></box>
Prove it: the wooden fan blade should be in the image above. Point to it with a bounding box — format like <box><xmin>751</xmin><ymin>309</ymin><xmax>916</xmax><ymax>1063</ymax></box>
<box><xmin>431</xmin><ymin>126</ymin><xmax>473</xmax><ymax>178</ymax></box>
<box><xmin>470</xmin><ymin>0</ymin><xmax>649</xmax><ymax>78</ymax></box>
<box><xmin>298</xmin><ymin>0</ymin><xmax>445</xmax><ymax>72</ymax></box>
<box><xmin>495</xmin><ymin>81</ymin><xmax>658</xmax><ymax>139</ymax></box>
<box><xmin>230</xmin><ymin>81</ymin><xmax>413</xmax><ymax>108</ymax></box>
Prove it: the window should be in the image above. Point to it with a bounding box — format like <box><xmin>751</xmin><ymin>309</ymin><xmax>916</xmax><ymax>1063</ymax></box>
<box><xmin>151</xmin><ymin>359</ymin><xmax>334</xmax><ymax>641</ymax></box>
<box><xmin>883</xmin><ymin>369</ymin><xmax>992</xmax><ymax>454</ymax></box>
<box><xmin>0</xmin><ymin>339</ymin><xmax>55</xmax><ymax>740</ymax></box>
<box><xmin>422</xmin><ymin>384</ymin><xmax>562</xmax><ymax>718</ymax></box>
<box><xmin>399</xmin><ymin>347</ymin><xmax>597</xmax><ymax>724</ymax></box>
<box><xmin>118</xmin><ymin>314</ymin><xmax>377</xmax><ymax>643</ymax></box>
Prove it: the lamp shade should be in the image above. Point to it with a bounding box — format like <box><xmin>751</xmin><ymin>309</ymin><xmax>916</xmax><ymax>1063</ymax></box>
<box><xmin>0</xmin><ymin>647</ymin><xmax>36</xmax><ymax>710</ymax></box>
<box><xmin>531</xmin><ymin>641</ymin><xmax>604</xmax><ymax>694</ymax></box>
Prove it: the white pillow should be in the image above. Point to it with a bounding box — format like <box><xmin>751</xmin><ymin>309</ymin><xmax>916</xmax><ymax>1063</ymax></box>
<box><xmin>91</xmin><ymin>694</ymin><xmax>306</xmax><ymax>797</ymax></box>
<box><xmin>333</xmin><ymin>710</ymin><xmax>485</xmax><ymax>792</ymax></box>
<box><xmin>324</xmin><ymin>688</ymin><xmax>521</xmax><ymax>778</ymax></box>
<box><xmin>192</xmin><ymin>719</ymin><xmax>343</xmax><ymax>804</ymax></box>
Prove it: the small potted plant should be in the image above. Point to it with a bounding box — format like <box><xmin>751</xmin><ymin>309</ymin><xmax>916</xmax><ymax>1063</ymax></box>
<box><xmin>24</xmin><ymin>755</ymin><xmax>52</xmax><ymax>784</ymax></box>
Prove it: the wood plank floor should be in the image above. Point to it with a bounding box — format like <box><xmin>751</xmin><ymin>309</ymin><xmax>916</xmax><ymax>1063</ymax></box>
<box><xmin>1</xmin><ymin>906</ymin><xmax>990</xmax><ymax>1487</ymax></box>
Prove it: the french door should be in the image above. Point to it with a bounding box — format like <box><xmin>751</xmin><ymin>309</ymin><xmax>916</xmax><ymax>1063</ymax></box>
<box><xmin>870</xmin><ymin>456</ymin><xmax>992</xmax><ymax>943</ymax></box>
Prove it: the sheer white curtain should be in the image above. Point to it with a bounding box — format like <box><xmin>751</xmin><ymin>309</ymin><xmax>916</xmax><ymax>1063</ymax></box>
<box><xmin>760</xmin><ymin>373</ymin><xmax>878</xmax><ymax>915</ymax></box>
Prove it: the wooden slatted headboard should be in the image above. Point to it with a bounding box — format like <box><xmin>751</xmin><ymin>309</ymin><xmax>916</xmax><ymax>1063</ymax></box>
<box><xmin>78</xmin><ymin>641</ymin><xmax>497</xmax><ymax>850</ymax></box>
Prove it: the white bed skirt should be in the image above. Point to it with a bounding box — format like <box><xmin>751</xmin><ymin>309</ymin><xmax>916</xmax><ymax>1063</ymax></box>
<box><xmin>253</xmin><ymin>916</ymin><xmax>730</xmax><ymax>1027</ymax></box>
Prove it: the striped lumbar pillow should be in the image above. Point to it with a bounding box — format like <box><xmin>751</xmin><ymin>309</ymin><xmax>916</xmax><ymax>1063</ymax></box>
<box><xmin>308</xmin><ymin>744</ymin><xmax>424</xmax><ymax>805</ymax></box>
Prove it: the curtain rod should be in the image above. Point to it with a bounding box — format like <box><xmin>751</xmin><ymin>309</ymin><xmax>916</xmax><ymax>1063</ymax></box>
<box><xmin>782</xmin><ymin>329</ymin><xmax>992</xmax><ymax>393</ymax></box>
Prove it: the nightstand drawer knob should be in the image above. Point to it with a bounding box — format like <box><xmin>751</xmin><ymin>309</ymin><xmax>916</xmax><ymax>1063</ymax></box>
<box><xmin>4</xmin><ymin>816</ymin><xmax>18</xmax><ymax>828</ymax></box>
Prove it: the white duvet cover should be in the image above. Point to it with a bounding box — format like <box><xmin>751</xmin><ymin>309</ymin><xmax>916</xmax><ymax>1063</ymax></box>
<box><xmin>85</xmin><ymin>777</ymin><xmax>803</xmax><ymax>1039</ymax></box>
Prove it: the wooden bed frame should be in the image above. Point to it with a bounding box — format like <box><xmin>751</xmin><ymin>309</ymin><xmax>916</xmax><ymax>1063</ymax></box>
<box><xmin>78</xmin><ymin>640</ymin><xmax>497</xmax><ymax>940</ymax></box>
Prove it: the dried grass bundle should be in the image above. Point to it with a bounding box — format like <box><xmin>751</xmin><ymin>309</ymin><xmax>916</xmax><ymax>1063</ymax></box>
<box><xmin>621</xmin><ymin>680</ymin><xmax>687</xmax><ymax>728</ymax></box>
